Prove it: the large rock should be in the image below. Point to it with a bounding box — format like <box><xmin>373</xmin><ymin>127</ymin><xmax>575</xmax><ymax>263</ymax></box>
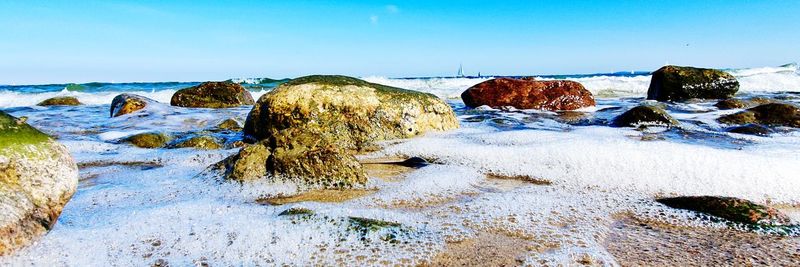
<box><xmin>170</xmin><ymin>81</ymin><xmax>255</xmax><ymax>108</ymax></box>
<box><xmin>657</xmin><ymin>196</ymin><xmax>791</xmax><ymax>226</ymax></box>
<box><xmin>37</xmin><ymin>96</ymin><xmax>81</xmax><ymax>106</ymax></box>
<box><xmin>461</xmin><ymin>78</ymin><xmax>595</xmax><ymax>111</ymax></box>
<box><xmin>110</xmin><ymin>94</ymin><xmax>155</xmax><ymax>117</ymax></box>
<box><xmin>216</xmin><ymin>75</ymin><xmax>458</xmax><ymax>188</ymax></box>
<box><xmin>244</xmin><ymin>75</ymin><xmax>459</xmax><ymax>150</ymax></box>
<box><xmin>0</xmin><ymin>111</ymin><xmax>78</xmax><ymax>254</ymax></box>
<box><xmin>611</xmin><ymin>105</ymin><xmax>679</xmax><ymax>127</ymax></box>
<box><xmin>717</xmin><ymin>103</ymin><xmax>800</xmax><ymax>127</ymax></box>
<box><xmin>647</xmin><ymin>65</ymin><xmax>739</xmax><ymax>101</ymax></box>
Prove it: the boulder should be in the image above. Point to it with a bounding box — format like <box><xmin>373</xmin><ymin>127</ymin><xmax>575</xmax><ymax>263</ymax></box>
<box><xmin>124</xmin><ymin>133</ymin><xmax>170</xmax><ymax>148</ymax></box>
<box><xmin>0</xmin><ymin>111</ymin><xmax>78</xmax><ymax>254</ymax></box>
<box><xmin>215</xmin><ymin>75</ymin><xmax>458</xmax><ymax>189</ymax></box>
<box><xmin>718</xmin><ymin>103</ymin><xmax>800</xmax><ymax>127</ymax></box>
<box><xmin>461</xmin><ymin>78</ymin><xmax>595</xmax><ymax>111</ymax></box>
<box><xmin>728</xmin><ymin>124</ymin><xmax>771</xmax><ymax>136</ymax></box>
<box><xmin>170</xmin><ymin>81</ymin><xmax>255</xmax><ymax>108</ymax></box>
<box><xmin>611</xmin><ymin>105</ymin><xmax>679</xmax><ymax>127</ymax></box>
<box><xmin>647</xmin><ymin>66</ymin><xmax>739</xmax><ymax>101</ymax></box>
<box><xmin>657</xmin><ymin>196</ymin><xmax>791</xmax><ymax>226</ymax></box>
<box><xmin>37</xmin><ymin>96</ymin><xmax>82</xmax><ymax>106</ymax></box>
<box><xmin>110</xmin><ymin>94</ymin><xmax>155</xmax><ymax>117</ymax></box>
<box><xmin>216</xmin><ymin>118</ymin><xmax>242</xmax><ymax>131</ymax></box>
<box><xmin>171</xmin><ymin>136</ymin><xmax>222</xmax><ymax>150</ymax></box>
<box><xmin>714</xmin><ymin>97</ymin><xmax>775</xmax><ymax>110</ymax></box>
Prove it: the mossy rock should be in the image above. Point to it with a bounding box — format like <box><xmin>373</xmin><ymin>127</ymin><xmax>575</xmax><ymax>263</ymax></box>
<box><xmin>657</xmin><ymin>196</ymin><xmax>791</xmax><ymax>226</ymax></box>
<box><xmin>714</xmin><ymin>99</ymin><xmax>748</xmax><ymax>110</ymax></box>
<box><xmin>170</xmin><ymin>81</ymin><xmax>255</xmax><ymax>108</ymax></box>
<box><xmin>243</xmin><ymin>75</ymin><xmax>459</xmax><ymax>150</ymax></box>
<box><xmin>611</xmin><ymin>105</ymin><xmax>679</xmax><ymax>127</ymax></box>
<box><xmin>0</xmin><ymin>111</ymin><xmax>78</xmax><ymax>255</ymax></box>
<box><xmin>216</xmin><ymin>118</ymin><xmax>242</xmax><ymax>131</ymax></box>
<box><xmin>718</xmin><ymin>103</ymin><xmax>800</xmax><ymax>127</ymax></box>
<box><xmin>278</xmin><ymin>207</ymin><xmax>314</xmax><ymax>216</ymax></box>
<box><xmin>647</xmin><ymin>65</ymin><xmax>739</xmax><ymax>102</ymax></box>
<box><xmin>37</xmin><ymin>96</ymin><xmax>82</xmax><ymax>106</ymax></box>
<box><xmin>124</xmin><ymin>133</ymin><xmax>170</xmax><ymax>148</ymax></box>
<box><xmin>172</xmin><ymin>136</ymin><xmax>222</xmax><ymax>150</ymax></box>
<box><xmin>110</xmin><ymin>94</ymin><xmax>154</xmax><ymax>117</ymax></box>
<box><xmin>727</xmin><ymin>124</ymin><xmax>771</xmax><ymax>136</ymax></box>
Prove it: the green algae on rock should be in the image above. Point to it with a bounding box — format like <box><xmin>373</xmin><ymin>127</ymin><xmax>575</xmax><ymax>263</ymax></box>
<box><xmin>124</xmin><ymin>132</ymin><xmax>170</xmax><ymax>148</ymax></box>
<box><xmin>170</xmin><ymin>81</ymin><xmax>255</xmax><ymax>108</ymax></box>
<box><xmin>171</xmin><ymin>136</ymin><xmax>222</xmax><ymax>150</ymax></box>
<box><xmin>718</xmin><ymin>103</ymin><xmax>800</xmax><ymax>127</ymax></box>
<box><xmin>0</xmin><ymin>111</ymin><xmax>79</xmax><ymax>255</ymax></box>
<box><xmin>611</xmin><ymin>105</ymin><xmax>679</xmax><ymax>127</ymax></box>
<box><xmin>657</xmin><ymin>196</ymin><xmax>792</xmax><ymax>226</ymax></box>
<box><xmin>37</xmin><ymin>96</ymin><xmax>82</xmax><ymax>106</ymax></box>
<box><xmin>110</xmin><ymin>94</ymin><xmax>155</xmax><ymax>117</ymax></box>
<box><xmin>647</xmin><ymin>66</ymin><xmax>739</xmax><ymax>102</ymax></box>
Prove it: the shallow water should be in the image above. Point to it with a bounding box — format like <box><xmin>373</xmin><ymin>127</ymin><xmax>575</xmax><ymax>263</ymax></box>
<box><xmin>1</xmin><ymin>65</ymin><xmax>799</xmax><ymax>265</ymax></box>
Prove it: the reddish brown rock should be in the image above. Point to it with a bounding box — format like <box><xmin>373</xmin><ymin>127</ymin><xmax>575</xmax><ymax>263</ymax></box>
<box><xmin>461</xmin><ymin>78</ymin><xmax>595</xmax><ymax>110</ymax></box>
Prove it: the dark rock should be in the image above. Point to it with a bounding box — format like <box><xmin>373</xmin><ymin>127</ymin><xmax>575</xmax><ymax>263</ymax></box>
<box><xmin>461</xmin><ymin>78</ymin><xmax>595</xmax><ymax>111</ymax></box>
<box><xmin>170</xmin><ymin>81</ymin><xmax>255</xmax><ymax>108</ymax></box>
<box><xmin>396</xmin><ymin>157</ymin><xmax>429</xmax><ymax>168</ymax></box>
<box><xmin>657</xmin><ymin>196</ymin><xmax>791</xmax><ymax>226</ymax></box>
<box><xmin>718</xmin><ymin>103</ymin><xmax>800</xmax><ymax>127</ymax></box>
<box><xmin>647</xmin><ymin>66</ymin><xmax>739</xmax><ymax>102</ymax></box>
<box><xmin>728</xmin><ymin>124</ymin><xmax>771</xmax><ymax>136</ymax></box>
<box><xmin>110</xmin><ymin>94</ymin><xmax>155</xmax><ymax>117</ymax></box>
<box><xmin>612</xmin><ymin>105</ymin><xmax>679</xmax><ymax>127</ymax></box>
<box><xmin>714</xmin><ymin>99</ymin><xmax>748</xmax><ymax>110</ymax></box>
<box><xmin>278</xmin><ymin>207</ymin><xmax>314</xmax><ymax>216</ymax></box>
<box><xmin>37</xmin><ymin>96</ymin><xmax>82</xmax><ymax>106</ymax></box>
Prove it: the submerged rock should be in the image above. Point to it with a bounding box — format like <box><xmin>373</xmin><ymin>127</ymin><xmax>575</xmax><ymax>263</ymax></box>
<box><xmin>647</xmin><ymin>66</ymin><xmax>739</xmax><ymax>102</ymax></box>
<box><xmin>110</xmin><ymin>94</ymin><xmax>154</xmax><ymax>117</ymax></box>
<box><xmin>216</xmin><ymin>118</ymin><xmax>242</xmax><ymax>131</ymax></box>
<box><xmin>718</xmin><ymin>103</ymin><xmax>800</xmax><ymax>127</ymax></box>
<box><xmin>172</xmin><ymin>136</ymin><xmax>222</xmax><ymax>150</ymax></box>
<box><xmin>461</xmin><ymin>78</ymin><xmax>595</xmax><ymax>111</ymax></box>
<box><xmin>170</xmin><ymin>81</ymin><xmax>255</xmax><ymax>108</ymax></box>
<box><xmin>657</xmin><ymin>196</ymin><xmax>791</xmax><ymax>226</ymax></box>
<box><xmin>714</xmin><ymin>99</ymin><xmax>748</xmax><ymax>110</ymax></box>
<box><xmin>37</xmin><ymin>96</ymin><xmax>82</xmax><ymax>106</ymax></box>
<box><xmin>728</xmin><ymin>124</ymin><xmax>771</xmax><ymax>136</ymax></box>
<box><xmin>124</xmin><ymin>132</ymin><xmax>170</xmax><ymax>148</ymax></box>
<box><xmin>0</xmin><ymin>111</ymin><xmax>78</xmax><ymax>255</ymax></box>
<box><xmin>612</xmin><ymin>105</ymin><xmax>679</xmax><ymax>127</ymax></box>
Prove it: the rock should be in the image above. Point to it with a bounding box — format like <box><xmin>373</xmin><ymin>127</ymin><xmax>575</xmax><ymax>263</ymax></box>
<box><xmin>216</xmin><ymin>118</ymin><xmax>242</xmax><ymax>131</ymax></box>
<box><xmin>172</xmin><ymin>136</ymin><xmax>222</xmax><ymax>150</ymax></box>
<box><xmin>718</xmin><ymin>103</ymin><xmax>800</xmax><ymax>127</ymax></box>
<box><xmin>714</xmin><ymin>99</ymin><xmax>748</xmax><ymax>110</ymax></box>
<box><xmin>0</xmin><ymin>111</ymin><xmax>78</xmax><ymax>255</ymax></box>
<box><xmin>278</xmin><ymin>207</ymin><xmax>314</xmax><ymax>216</ymax></box>
<box><xmin>728</xmin><ymin>124</ymin><xmax>771</xmax><ymax>136</ymax></box>
<box><xmin>611</xmin><ymin>105</ymin><xmax>679</xmax><ymax>127</ymax></box>
<box><xmin>215</xmin><ymin>142</ymin><xmax>270</xmax><ymax>181</ymax></box>
<box><xmin>395</xmin><ymin>157</ymin><xmax>430</xmax><ymax>168</ymax></box>
<box><xmin>110</xmin><ymin>94</ymin><xmax>154</xmax><ymax>117</ymax></box>
<box><xmin>124</xmin><ymin>133</ymin><xmax>170</xmax><ymax>148</ymax></box>
<box><xmin>170</xmin><ymin>81</ymin><xmax>255</xmax><ymax>108</ymax></box>
<box><xmin>37</xmin><ymin>96</ymin><xmax>82</xmax><ymax>106</ymax></box>
<box><xmin>461</xmin><ymin>78</ymin><xmax>595</xmax><ymax>111</ymax></box>
<box><xmin>657</xmin><ymin>196</ymin><xmax>791</xmax><ymax>226</ymax></box>
<box><xmin>244</xmin><ymin>75</ymin><xmax>459</xmax><ymax>150</ymax></box>
<box><xmin>647</xmin><ymin>65</ymin><xmax>739</xmax><ymax>101</ymax></box>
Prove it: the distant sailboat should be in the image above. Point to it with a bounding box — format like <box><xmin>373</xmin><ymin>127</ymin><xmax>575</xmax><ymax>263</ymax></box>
<box><xmin>457</xmin><ymin>64</ymin><xmax>465</xmax><ymax>78</ymax></box>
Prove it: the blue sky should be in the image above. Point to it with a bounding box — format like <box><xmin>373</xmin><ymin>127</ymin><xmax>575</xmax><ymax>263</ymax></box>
<box><xmin>1</xmin><ymin>0</ymin><xmax>799</xmax><ymax>84</ymax></box>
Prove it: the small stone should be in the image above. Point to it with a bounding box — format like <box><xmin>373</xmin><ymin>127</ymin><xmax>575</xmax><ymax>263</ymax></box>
<box><xmin>172</xmin><ymin>136</ymin><xmax>222</xmax><ymax>150</ymax></box>
<box><xmin>612</xmin><ymin>105</ymin><xmax>679</xmax><ymax>127</ymax></box>
<box><xmin>37</xmin><ymin>96</ymin><xmax>82</xmax><ymax>106</ymax></box>
<box><xmin>657</xmin><ymin>196</ymin><xmax>791</xmax><ymax>226</ymax></box>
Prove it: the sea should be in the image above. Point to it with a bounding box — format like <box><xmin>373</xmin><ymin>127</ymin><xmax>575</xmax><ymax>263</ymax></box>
<box><xmin>1</xmin><ymin>64</ymin><xmax>799</xmax><ymax>265</ymax></box>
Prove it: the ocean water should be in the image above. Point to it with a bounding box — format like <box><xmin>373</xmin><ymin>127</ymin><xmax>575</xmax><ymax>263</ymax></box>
<box><xmin>1</xmin><ymin>64</ymin><xmax>799</xmax><ymax>265</ymax></box>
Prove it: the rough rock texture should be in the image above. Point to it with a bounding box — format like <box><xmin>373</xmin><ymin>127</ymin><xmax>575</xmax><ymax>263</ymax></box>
<box><xmin>612</xmin><ymin>105</ymin><xmax>679</xmax><ymax>127</ymax></box>
<box><xmin>37</xmin><ymin>96</ymin><xmax>81</xmax><ymax>106</ymax></box>
<box><xmin>217</xmin><ymin>75</ymin><xmax>458</xmax><ymax>188</ymax></box>
<box><xmin>647</xmin><ymin>66</ymin><xmax>739</xmax><ymax>101</ymax></box>
<box><xmin>244</xmin><ymin>75</ymin><xmax>459</xmax><ymax>150</ymax></box>
<box><xmin>170</xmin><ymin>81</ymin><xmax>255</xmax><ymax>108</ymax></box>
<box><xmin>460</xmin><ymin>78</ymin><xmax>595</xmax><ymax>111</ymax></box>
<box><xmin>124</xmin><ymin>133</ymin><xmax>170</xmax><ymax>148</ymax></box>
<box><xmin>718</xmin><ymin>103</ymin><xmax>800</xmax><ymax>127</ymax></box>
<box><xmin>216</xmin><ymin>118</ymin><xmax>242</xmax><ymax>131</ymax></box>
<box><xmin>0</xmin><ymin>111</ymin><xmax>78</xmax><ymax>255</ymax></box>
<box><xmin>656</xmin><ymin>196</ymin><xmax>791</xmax><ymax>226</ymax></box>
<box><xmin>172</xmin><ymin>136</ymin><xmax>222</xmax><ymax>150</ymax></box>
<box><xmin>110</xmin><ymin>94</ymin><xmax>154</xmax><ymax>117</ymax></box>
<box><xmin>714</xmin><ymin>97</ymin><xmax>774</xmax><ymax>110</ymax></box>
<box><xmin>727</xmin><ymin>124</ymin><xmax>771</xmax><ymax>136</ymax></box>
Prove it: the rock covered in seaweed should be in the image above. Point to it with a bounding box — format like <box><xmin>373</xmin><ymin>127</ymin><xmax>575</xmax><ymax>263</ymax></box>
<box><xmin>460</xmin><ymin>78</ymin><xmax>595</xmax><ymax>111</ymax></box>
<box><xmin>657</xmin><ymin>196</ymin><xmax>791</xmax><ymax>226</ymax></box>
<box><xmin>718</xmin><ymin>103</ymin><xmax>800</xmax><ymax>127</ymax></box>
<box><xmin>37</xmin><ymin>96</ymin><xmax>82</xmax><ymax>106</ymax></box>
<box><xmin>124</xmin><ymin>132</ymin><xmax>171</xmax><ymax>148</ymax></box>
<box><xmin>0</xmin><ymin>111</ymin><xmax>79</xmax><ymax>255</ymax></box>
<box><xmin>110</xmin><ymin>94</ymin><xmax>156</xmax><ymax>117</ymax></box>
<box><xmin>171</xmin><ymin>135</ymin><xmax>222</xmax><ymax>150</ymax></box>
<box><xmin>170</xmin><ymin>81</ymin><xmax>255</xmax><ymax>108</ymax></box>
<box><xmin>611</xmin><ymin>105</ymin><xmax>679</xmax><ymax>127</ymax></box>
<box><xmin>647</xmin><ymin>65</ymin><xmax>739</xmax><ymax>101</ymax></box>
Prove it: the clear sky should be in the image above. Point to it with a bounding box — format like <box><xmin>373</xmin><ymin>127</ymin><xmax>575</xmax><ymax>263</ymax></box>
<box><xmin>1</xmin><ymin>0</ymin><xmax>799</xmax><ymax>84</ymax></box>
